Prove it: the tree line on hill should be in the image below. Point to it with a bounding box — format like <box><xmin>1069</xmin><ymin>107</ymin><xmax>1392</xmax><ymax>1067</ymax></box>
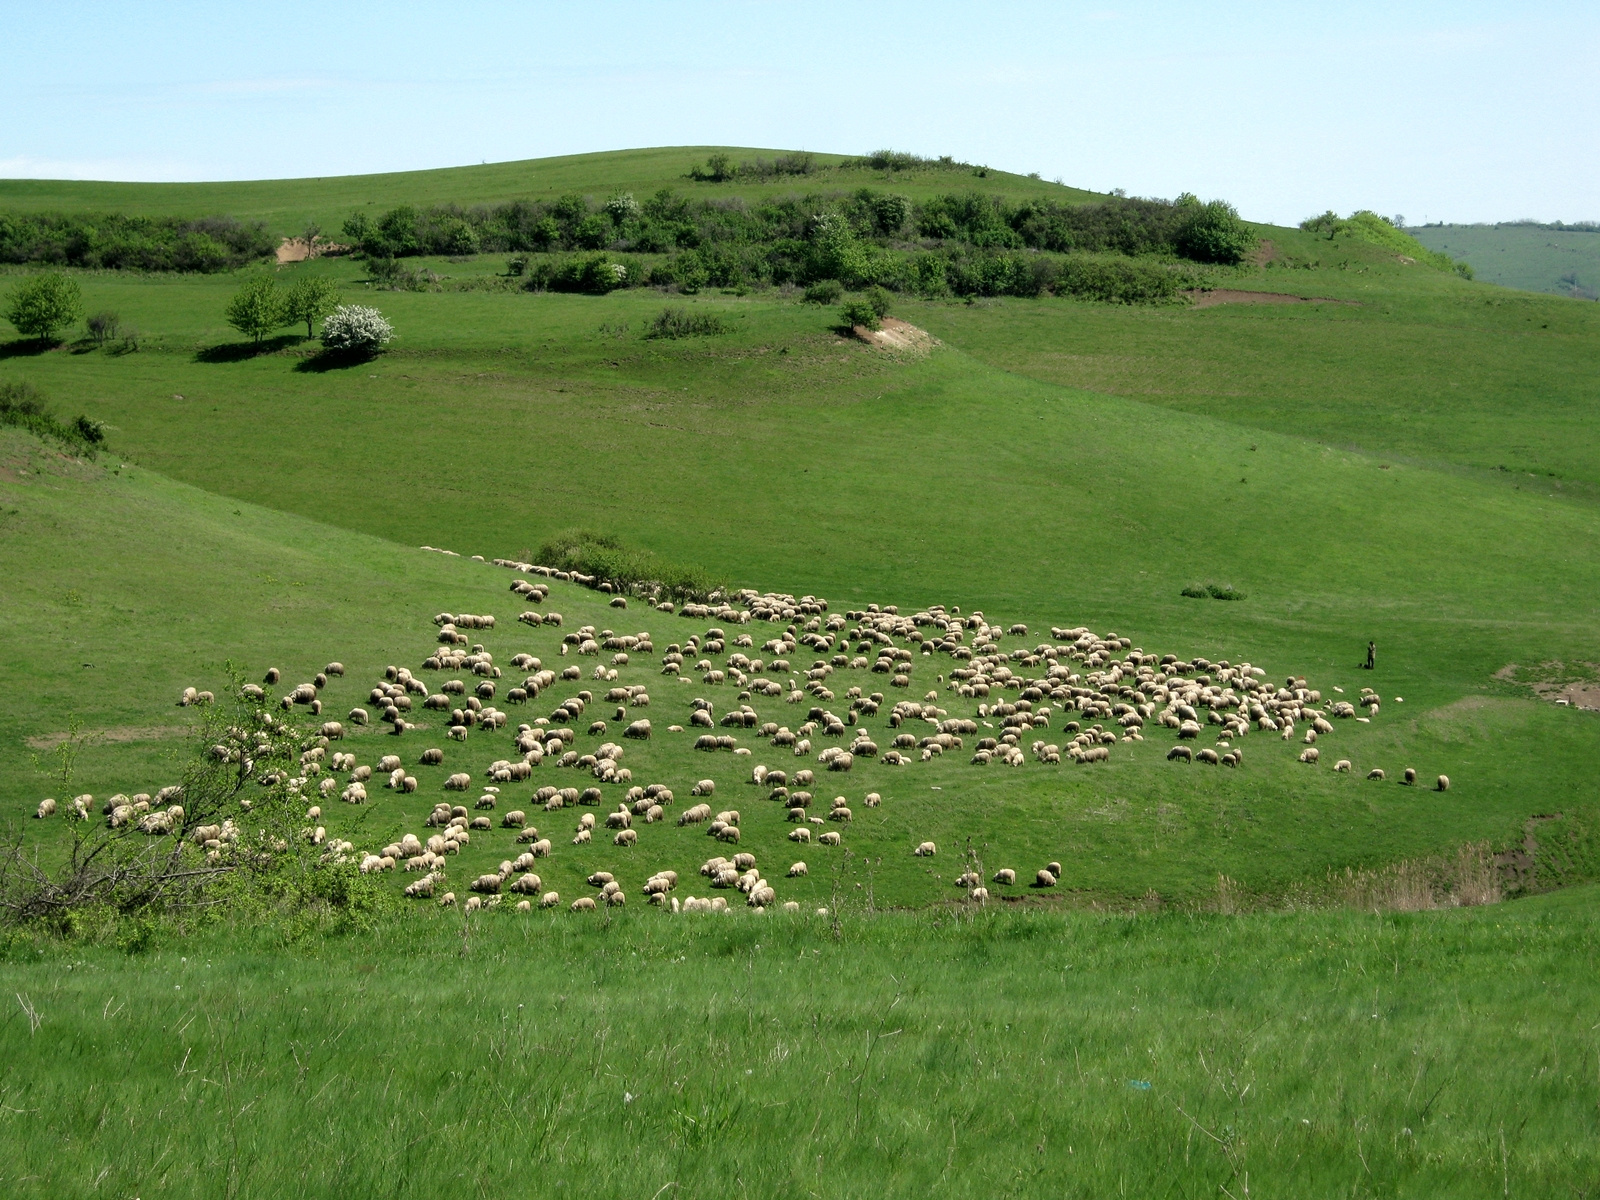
<box><xmin>340</xmin><ymin>187</ymin><xmax>1253</xmax><ymax>303</ymax></box>
<box><xmin>0</xmin><ymin>212</ymin><xmax>275</xmax><ymax>272</ymax></box>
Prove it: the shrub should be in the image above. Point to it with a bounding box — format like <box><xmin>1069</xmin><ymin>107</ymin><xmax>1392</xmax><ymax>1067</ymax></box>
<box><xmin>646</xmin><ymin>307</ymin><xmax>727</xmax><ymax>339</ymax></box>
<box><xmin>840</xmin><ymin>300</ymin><xmax>880</xmax><ymax>330</ymax></box>
<box><xmin>0</xmin><ymin>212</ymin><xmax>273</xmax><ymax>272</ymax></box>
<box><xmin>224</xmin><ymin>276</ymin><xmax>285</xmax><ymax>345</ymax></box>
<box><xmin>4</xmin><ymin>273</ymin><xmax>84</xmax><ymax>343</ymax></box>
<box><xmin>1054</xmin><ymin>257</ymin><xmax>1182</xmax><ymax>304</ymax></box>
<box><xmin>86</xmin><ymin>310</ymin><xmax>120</xmax><ymax>347</ymax></box>
<box><xmin>0</xmin><ymin>380</ymin><xmax>105</xmax><ymax>454</ymax></box>
<box><xmin>863</xmin><ymin>285</ymin><xmax>893</xmax><ymax>319</ymax></box>
<box><xmin>320</xmin><ymin>305</ymin><xmax>394</xmax><ymax>354</ymax></box>
<box><xmin>802</xmin><ymin>280</ymin><xmax>842</xmax><ymax>305</ymax></box>
<box><xmin>282</xmin><ymin>276</ymin><xmax>341</xmax><ymax>338</ymax></box>
<box><xmin>1174</xmin><ymin>197</ymin><xmax>1255</xmax><ymax>264</ymax></box>
<box><xmin>1182</xmin><ymin>583</ymin><xmax>1246</xmax><ymax>601</ymax></box>
<box><xmin>689</xmin><ymin>153</ymin><xmax>737</xmax><ymax>182</ymax></box>
<box><xmin>536</xmin><ymin>529</ymin><xmax>721</xmax><ymax>600</ymax></box>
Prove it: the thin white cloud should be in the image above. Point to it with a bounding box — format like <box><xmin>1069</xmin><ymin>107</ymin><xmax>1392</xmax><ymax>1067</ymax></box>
<box><xmin>0</xmin><ymin>155</ymin><xmax>197</xmax><ymax>181</ymax></box>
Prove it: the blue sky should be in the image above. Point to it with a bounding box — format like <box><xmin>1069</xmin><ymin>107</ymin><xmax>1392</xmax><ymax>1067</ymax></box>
<box><xmin>4</xmin><ymin>1</ymin><xmax>1595</xmax><ymax>225</ymax></box>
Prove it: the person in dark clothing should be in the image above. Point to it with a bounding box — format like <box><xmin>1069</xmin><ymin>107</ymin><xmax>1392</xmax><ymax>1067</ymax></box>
<box><xmin>1365</xmin><ymin>641</ymin><xmax>1376</xmax><ymax>670</ymax></box>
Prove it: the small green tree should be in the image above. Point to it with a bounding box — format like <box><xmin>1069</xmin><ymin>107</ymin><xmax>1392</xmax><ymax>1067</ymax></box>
<box><xmin>282</xmin><ymin>276</ymin><xmax>341</xmax><ymax>338</ymax></box>
<box><xmin>1174</xmin><ymin>196</ymin><xmax>1255</xmax><ymax>264</ymax></box>
<box><xmin>4</xmin><ymin>273</ymin><xmax>85</xmax><ymax>343</ymax></box>
<box><xmin>225</xmin><ymin>276</ymin><xmax>286</xmax><ymax>345</ymax></box>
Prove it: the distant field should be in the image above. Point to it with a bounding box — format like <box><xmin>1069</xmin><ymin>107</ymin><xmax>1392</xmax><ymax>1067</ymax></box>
<box><xmin>1409</xmin><ymin>223</ymin><xmax>1600</xmax><ymax>300</ymax></box>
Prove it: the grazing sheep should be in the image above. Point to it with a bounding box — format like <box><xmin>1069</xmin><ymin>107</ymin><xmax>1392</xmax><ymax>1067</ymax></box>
<box><xmin>613</xmin><ymin>828</ymin><xmax>638</xmax><ymax>846</ymax></box>
<box><xmin>789</xmin><ymin>827</ymin><xmax>811</xmax><ymax>843</ymax></box>
<box><xmin>1334</xmin><ymin>759</ymin><xmax>1352</xmax><ymax>773</ymax></box>
<box><xmin>787</xmin><ymin>861</ymin><xmax>808</xmax><ymax>877</ymax></box>
<box><xmin>1367</xmin><ymin>768</ymin><xmax>1386</xmax><ymax>781</ymax></box>
<box><xmin>530</xmin><ymin>838</ymin><xmax>553</xmax><ymax>857</ymax></box>
<box><xmin>570</xmin><ymin>897</ymin><xmax>597</xmax><ymax>912</ymax></box>
<box><xmin>444</xmin><ymin>772</ymin><xmax>472</xmax><ymax>791</ymax></box>
<box><xmin>1298</xmin><ymin>747</ymin><xmax>1320</xmax><ymax>765</ymax></box>
<box><xmin>1436</xmin><ymin>774</ymin><xmax>1450</xmax><ymax>792</ymax></box>
<box><xmin>540</xmin><ymin>891</ymin><xmax>560</xmax><ymax>908</ymax></box>
<box><xmin>818</xmin><ymin>831</ymin><xmax>842</xmax><ymax>846</ymax></box>
<box><xmin>1167</xmin><ymin>746</ymin><xmax>1192</xmax><ymax>762</ymax></box>
<box><xmin>993</xmin><ymin>868</ymin><xmax>1016</xmax><ymax>885</ymax></box>
<box><xmin>913</xmin><ymin>841</ymin><xmax>937</xmax><ymax>857</ymax></box>
<box><xmin>502</xmin><ymin>810</ymin><xmax>526</xmax><ymax>828</ymax></box>
<box><xmin>1403</xmin><ymin>767</ymin><xmax>1418</xmax><ymax>785</ymax></box>
<box><xmin>34</xmin><ymin>798</ymin><xmax>56</xmax><ymax>819</ymax></box>
<box><xmin>420</xmin><ymin>747</ymin><xmax>444</xmax><ymax>765</ymax></box>
<box><xmin>1034</xmin><ymin>869</ymin><xmax>1057</xmax><ymax>888</ymax></box>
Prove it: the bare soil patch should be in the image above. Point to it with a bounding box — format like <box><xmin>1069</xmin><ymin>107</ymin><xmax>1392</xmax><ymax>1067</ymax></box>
<box><xmin>1186</xmin><ymin>289</ymin><xmax>1357</xmax><ymax>309</ymax></box>
<box><xmin>1494</xmin><ymin>661</ymin><xmax>1600</xmax><ymax>711</ymax></box>
<box><xmin>275</xmin><ymin>237</ymin><xmax>348</xmax><ymax>264</ymax></box>
<box><xmin>26</xmin><ymin>724</ymin><xmax>191</xmax><ymax>751</ymax></box>
<box><xmin>852</xmin><ymin>317</ymin><xmax>939</xmax><ymax>355</ymax></box>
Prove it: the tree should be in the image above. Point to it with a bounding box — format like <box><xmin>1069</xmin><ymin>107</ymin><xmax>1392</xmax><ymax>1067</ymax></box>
<box><xmin>4</xmin><ymin>273</ymin><xmax>84</xmax><ymax>343</ymax></box>
<box><xmin>282</xmin><ymin>276</ymin><xmax>340</xmax><ymax>338</ymax></box>
<box><xmin>320</xmin><ymin>305</ymin><xmax>394</xmax><ymax>355</ymax></box>
<box><xmin>224</xmin><ymin>276</ymin><xmax>286</xmax><ymax>345</ymax></box>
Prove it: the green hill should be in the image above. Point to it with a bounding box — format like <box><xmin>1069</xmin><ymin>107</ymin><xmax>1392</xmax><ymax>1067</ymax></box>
<box><xmin>1408</xmin><ymin>221</ymin><xmax>1600</xmax><ymax>300</ymax></box>
<box><xmin>3</xmin><ymin>144</ymin><xmax>1600</xmax><ymax>1200</ymax></box>
<box><xmin>0</xmin><ymin>145</ymin><xmax>1094</xmax><ymax>236</ymax></box>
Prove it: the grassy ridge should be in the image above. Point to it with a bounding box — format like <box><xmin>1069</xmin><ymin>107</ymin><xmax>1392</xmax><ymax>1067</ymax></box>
<box><xmin>0</xmin><ymin>893</ymin><xmax>1595</xmax><ymax>1198</ymax></box>
<box><xmin>0</xmin><ymin>147</ymin><xmax>1095</xmax><ymax>237</ymax></box>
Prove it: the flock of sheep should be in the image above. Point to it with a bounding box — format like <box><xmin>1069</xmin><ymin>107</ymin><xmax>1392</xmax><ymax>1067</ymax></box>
<box><xmin>33</xmin><ymin>554</ymin><xmax>1450</xmax><ymax>911</ymax></box>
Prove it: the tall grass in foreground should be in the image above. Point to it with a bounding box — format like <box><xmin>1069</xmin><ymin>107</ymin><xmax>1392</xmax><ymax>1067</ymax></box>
<box><xmin>0</xmin><ymin>895</ymin><xmax>1593</xmax><ymax>1198</ymax></box>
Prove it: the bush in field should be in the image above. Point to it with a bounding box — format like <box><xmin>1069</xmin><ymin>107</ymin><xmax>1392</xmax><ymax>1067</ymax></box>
<box><xmin>646</xmin><ymin>307</ymin><xmax>727</xmax><ymax>339</ymax></box>
<box><xmin>5</xmin><ymin>273</ymin><xmax>84</xmax><ymax>343</ymax></box>
<box><xmin>282</xmin><ymin>276</ymin><xmax>341</xmax><ymax>338</ymax></box>
<box><xmin>863</xmin><ymin>286</ymin><xmax>893</xmax><ymax>319</ymax></box>
<box><xmin>224</xmin><ymin>276</ymin><xmax>286</xmax><ymax>345</ymax></box>
<box><xmin>536</xmin><ymin>528</ymin><xmax>721</xmax><ymax>600</ymax></box>
<box><xmin>86</xmin><ymin>310</ymin><xmax>120</xmax><ymax>347</ymax></box>
<box><xmin>840</xmin><ymin>300</ymin><xmax>880</xmax><ymax>331</ymax></box>
<box><xmin>1174</xmin><ymin>196</ymin><xmax>1255</xmax><ymax>264</ymax></box>
<box><xmin>320</xmin><ymin>305</ymin><xmax>394</xmax><ymax>354</ymax></box>
<box><xmin>802</xmin><ymin>280</ymin><xmax>842</xmax><ymax>305</ymax></box>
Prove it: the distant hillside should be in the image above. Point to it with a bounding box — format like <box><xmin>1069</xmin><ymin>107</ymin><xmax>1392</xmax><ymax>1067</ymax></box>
<box><xmin>0</xmin><ymin>146</ymin><xmax>1097</xmax><ymax>237</ymax></box>
<box><xmin>1409</xmin><ymin>222</ymin><xmax>1600</xmax><ymax>300</ymax></box>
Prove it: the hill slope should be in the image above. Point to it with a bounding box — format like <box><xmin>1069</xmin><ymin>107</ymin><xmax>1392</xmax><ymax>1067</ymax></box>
<box><xmin>1409</xmin><ymin>222</ymin><xmax>1600</xmax><ymax>300</ymax></box>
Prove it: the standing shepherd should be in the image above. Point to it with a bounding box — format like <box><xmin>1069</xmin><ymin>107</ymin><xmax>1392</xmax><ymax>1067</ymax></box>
<box><xmin>1365</xmin><ymin>641</ymin><xmax>1376</xmax><ymax>670</ymax></box>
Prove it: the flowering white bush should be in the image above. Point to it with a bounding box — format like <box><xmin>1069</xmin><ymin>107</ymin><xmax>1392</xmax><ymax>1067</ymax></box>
<box><xmin>320</xmin><ymin>304</ymin><xmax>394</xmax><ymax>353</ymax></box>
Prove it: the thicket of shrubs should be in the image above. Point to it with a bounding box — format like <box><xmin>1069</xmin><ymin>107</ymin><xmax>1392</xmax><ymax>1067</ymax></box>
<box><xmin>534</xmin><ymin>529</ymin><xmax>722</xmax><ymax>601</ymax></box>
<box><xmin>1299</xmin><ymin>209</ymin><xmax>1473</xmax><ymax>278</ymax></box>
<box><xmin>0</xmin><ymin>212</ymin><xmax>275</xmax><ymax>272</ymax></box>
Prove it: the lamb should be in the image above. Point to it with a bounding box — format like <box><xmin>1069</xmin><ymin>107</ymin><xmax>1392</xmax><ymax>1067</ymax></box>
<box><xmin>789</xmin><ymin>827</ymin><xmax>811</xmax><ymax>843</ymax></box>
<box><xmin>993</xmin><ymin>868</ymin><xmax>1016</xmax><ymax>885</ymax></box>
<box><xmin>787</xmin><ymin>861</ymin><xmax>808</xmax><ymax>877</ymax></box>
<box><xmin>913</xmin><ymin>841</ymin><xmax>937</xmax><ymax>857</ymax></box>
<box><xmin>1334</xmin><ymin>759</ymin><xmax>1352</xmax><ymax>773</ymax></box>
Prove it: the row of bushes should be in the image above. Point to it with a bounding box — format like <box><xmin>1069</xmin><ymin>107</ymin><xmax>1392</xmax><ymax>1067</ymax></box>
<box><xmin>339</xmin><ymin>187</ymin><xmax>1255</xmax><ymax>266</ymax></box>
<box><xmin>534</xmin><ymin>530</ymin><xmax>723</xmax><ymax>601</ymax></box>
<box><xmin>508</xmin><ymin>244</ymin><xmax>1192</xmax><ymax>304</ymax></box>
<box><xmin>0</xmin><ymin>381</ymin><xmax>105</xmax><ymax>454</ymax></box>
<box><xmin>0</xmin><ymin>212</ymin><xmax>275</xmax><ymax>272</ymax></box>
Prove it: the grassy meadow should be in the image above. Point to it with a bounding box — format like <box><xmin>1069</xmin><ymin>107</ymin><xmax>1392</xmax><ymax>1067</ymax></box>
<box><xmin>1</xmin><ymin>146</ymin><xmax>1598</xmax><ymax>1196</ymax></box>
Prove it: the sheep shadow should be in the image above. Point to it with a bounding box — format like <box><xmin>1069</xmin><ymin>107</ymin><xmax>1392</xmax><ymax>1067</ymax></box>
<box><xmin>195</xmin><ymin>335</ymin><xmax>301</xmax><ymax>363</ymax></box>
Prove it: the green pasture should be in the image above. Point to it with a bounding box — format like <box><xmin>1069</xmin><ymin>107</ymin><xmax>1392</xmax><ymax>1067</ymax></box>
<box><xmin>0</xmin><ymin>894</ymin><xmax>1595</xmax><ymax>1199</ymax></box>
<box><xmin>2</xmin><ymin>251</ymin><xmax>1598</xmax><ymax>907</ymax></box>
